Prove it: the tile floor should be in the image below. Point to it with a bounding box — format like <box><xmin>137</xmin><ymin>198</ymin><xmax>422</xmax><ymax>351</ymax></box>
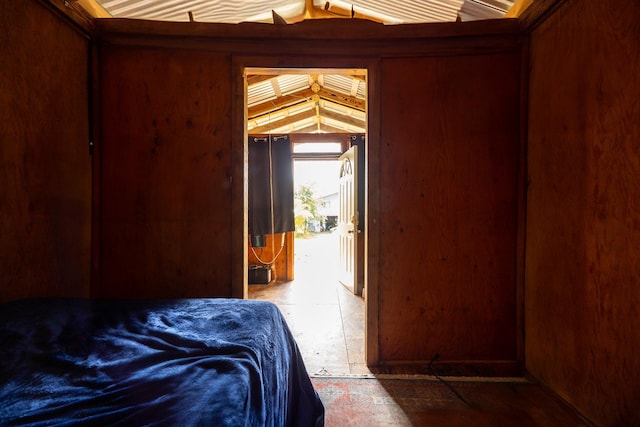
<box><xmin>248</xmin><ymin>231</ymin><xmax>368</xmax><ymax>376</ymax></box>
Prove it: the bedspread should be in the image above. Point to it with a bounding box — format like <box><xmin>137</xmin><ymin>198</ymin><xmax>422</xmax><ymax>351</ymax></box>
<box><xmin>0</xmin><ymin>298</ymin><xmax>324</xmax><ymax>426</ymax></box>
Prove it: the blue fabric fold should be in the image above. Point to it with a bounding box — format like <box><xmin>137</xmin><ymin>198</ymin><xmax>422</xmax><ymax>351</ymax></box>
<box><xmin>0</xmin><ymin>298</ymin><xmax>324</xmax><ymax>426</ymax></box>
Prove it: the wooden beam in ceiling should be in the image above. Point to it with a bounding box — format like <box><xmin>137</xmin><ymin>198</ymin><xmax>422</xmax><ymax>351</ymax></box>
<box><xmin>77</xmin><ymin>0</ymin><xmax>111</xmax><ymax>17</ymax></box>
<box><xmin>247</xmin><ymin>68</ymin><xmax>366</xmax><ymax>77</ymax></box>
<box><xmin>249</xmin><ymin>87</ymin><xmax>363</xmax><ymax>119</ymax></box>
<box><xmin>246</xmin><ymin>74</ymin><xmax>276</xmax><ymax>86</ymax></box>
<box><xmin>250</xmin><ymin>100</ymin><xmax>315</xmax><ymax>125</ymax></box>
<box><xmin>350</xmin><ymin>78</ymin><xmax>360</xmax><ymax>96</ymax></box>
<box><xmin>248</xmin><ymin>88</ymin><xmax>315</xmax><ymax>118</ymax></box>
<box><xmin>320</xmin><ymin>106</ymin><xmax>366</xmax><ymax>129</ymax></box>
<box><xmin>249</xmin><ymin>98</ymin><xmax>365</xmax><ymax>132</ymax></box>
<box><xmin>318</xmin><ymin>87</ymin><xmax>365</xmax><ymax>111</ymax></box>
<box><xmin>319</xmin><ymin>123</ymin><xmax>355</xmax><ymax>133</ymax></box>
<box><xmin>504</xmin><ymin>0</ymin><xmax>532</xmax><ymax>17</ymax></box>
<box><xmin>249</xmin><ymin>101</ymin><xmax>366</xmax><ymax>133</ymax></box>
<box><xmin>295</xmin><ymin>123</ymin><xmax>324</xmax><ymax>133</ymax></box>
<box><xmin>281</xmin><ymin>0</ymin><xmax>385</xmax><ymax>24</ymax></box>
<box><xmin>294</xmin><ymin>122</ymin><xmax>350</xmax><ymax>134</ymax></box>
<box><xmin>270</xmin><ymin>78</ymin><xmax>282</xmax><ymax>97</ymax></box>
<box><xmin>290</xmin><ymin>133</ymin><xmax>354</xmax><ymax>143</ymax></box>
<box><xmin>249</xmin><ymin>108</ymin><xmax>316</xmax><ymax>134</ymax></box>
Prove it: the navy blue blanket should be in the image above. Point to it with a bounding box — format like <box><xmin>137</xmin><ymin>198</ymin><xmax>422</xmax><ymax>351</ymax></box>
<box><xmin>0</xmin><ymin>298</ymin><xmax>324</xmax><ymax>426</ymax></box>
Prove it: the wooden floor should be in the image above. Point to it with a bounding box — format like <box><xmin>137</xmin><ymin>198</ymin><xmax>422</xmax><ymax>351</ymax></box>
<box><xmin>249</xmin><ymin>232</ymin><xmax>590</xmax><ymax>426</ymax></box>
<box><xmin>249</xmin><ymin>231</ymin><xmax>367</xmax><ymax>376</ymax></box>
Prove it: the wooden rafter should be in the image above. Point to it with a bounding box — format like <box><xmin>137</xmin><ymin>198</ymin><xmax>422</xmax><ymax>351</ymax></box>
<box><xmin>77</xmin><ymin>0</ymin><xmax>111</xmax><ymax>17</ymax></box>
<box><xmin>319</xmin><ymin>106</ymin><xmax>366</xmax><ymax>129</ymax></box>
<box><xmin>270</xmin><ymin>78</ymin><xmax>282</xmax><ymax>97</ymax></box>
<box><xmin>250</xmin><ymin>100</ymin><xmax>315</xmax><ymax>124</ymax></box>
<box><xmin>248</xmin><ymin>88</ymin><xmax>364</xmax><ymax>118</ymax></box>
<box><xmin>249</xmin><ymin>109</ymin><xmax>316</xmax><ymax>134</ymax></box>
<box><xmin>246</xmin><ymin>74</ymin><xmax>276</xmax><ymax>86</ymax></box>
<box><xmin>277</xmin><ymin>0</ymin><xmax>385</xmax><ymax>24</ymax></box>
<box><xmin>248</xmin><ymin>88</ymin><xmax>315</xmax><ymax>118</ymax></box>
<box><xmin>249</xmin><ymin>97</ymin><xmax>365</xmax><ymax>132</ymax></box>
<box><xmin>319</xmin><ymin>122</ymin><xmax>353</xmax><ymax>133</ymax></box>
<box><xmin>350</xmin><ymin>78</ymin><xmax>360</xmax><ymax>96</ymax></box>
<box><xmin>317</xmin><ymin>87</ymin><xmax>365</xmax><ymax>111</ymax></box>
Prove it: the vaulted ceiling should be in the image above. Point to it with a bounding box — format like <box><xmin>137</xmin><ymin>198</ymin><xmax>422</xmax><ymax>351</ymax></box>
<box><xmin>246</xmin><ymin>71</ymin><xmax>367</xmax><ymax>135</ymax></box>
<box><xmin>90</xmin><ymin>0</ymin><xmax>517</xmax><ymax>24</ymax></box>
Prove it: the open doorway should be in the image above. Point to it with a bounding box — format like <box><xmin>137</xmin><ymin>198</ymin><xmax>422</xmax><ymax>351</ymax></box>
<box><xmin>245</xmin><ymin>68</ymin><xmax>368</xmax><ymax>375</ymax></box>
<box><xmin>293</xmin><ymin>158</ymin><xmax>341</xmax><ymax>284</ymax></box>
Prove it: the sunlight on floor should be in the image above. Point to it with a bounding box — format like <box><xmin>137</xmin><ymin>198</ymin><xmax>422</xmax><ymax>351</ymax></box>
<box><xmin>248</xmin><ymin>232</ymin><xmax>368</xmax><ymax>375</ymax></box>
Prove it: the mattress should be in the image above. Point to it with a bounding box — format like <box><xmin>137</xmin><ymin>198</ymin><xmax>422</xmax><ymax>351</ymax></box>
<box><xmin>0</xmin><ymin>298</ymin><xmax>324</xmax><ymax>426</ymax></box>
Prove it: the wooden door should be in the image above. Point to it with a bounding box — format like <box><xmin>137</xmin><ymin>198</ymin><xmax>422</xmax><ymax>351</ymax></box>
<box><xmin>338</xmin><ymin>145</ymin><xmax>358</xmax><ymax>294</ymax></box>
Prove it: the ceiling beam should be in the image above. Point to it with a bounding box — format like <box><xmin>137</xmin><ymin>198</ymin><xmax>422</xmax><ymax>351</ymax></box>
<box><xmin>505</xmin><ymin>0</ymin><xmax>532</xmax><ymax>17</ymax></box>
<box><xmin>249</xmin><ymin>99</ymin><xmax>315</xmax><ymax>125</ymax></box>
<box><xmin>249</xmin><ymin>98</ymin><xmax>365</xmax><ymax>132</ymax></box>
<box><xmin>294</xmin><ymin>123</ymin><xmax>328</xmax><ymax>133</ymax></box>
<box><xmin>248</xmin><ymin>88</ymin><xmax>315</xmax><ymax>118</ymax></box>
<box><xmin>249</xmin><ymin>109</ymin><xmax>316</xmax><ymax>134</ymax></box>
<box><xmin>246</xmin><ymin>74</ymin><xmax>276</xmax><ymax>86</ymax></box>
<box><xmin>318</xmin><ymin>87</ymin><xmax>365</xmax><ymax>111</ymax></box>
<box><xmin>350</xmin><ymin>78</ymin><xmax>360</xmax><ymax>96</ymax></box>
<box><xmin>320</xmin><ymin>106</ymin><xmax>366</xmax><ymax>129</ymax></box>
<box><xmin>319</xmin><ymin>123</ymin><xmax>352</xmax><ymax>133</ymax></box>
<box><xmin>77</xmin><ymin>0</ymin><xmax>111</xmax><ymax>17</ymax></box>
<box><xmin>247</xmin><ymin>68</ymin><xmax>366</xmax><ymax>77</ymax></box>
<box><xmin>249</xmin><ymin>87</ymin><xmax>363</xmax><ymax>120</ymax></box>
<box><xmin>270</xmin><ymin>78</ymin><xmax>282</xmax><ymax>97</ymax></box>
<box><xmin>322</xmin><ymin>2</ymin><xmax>386</xmax><ymax>24</ymax></box>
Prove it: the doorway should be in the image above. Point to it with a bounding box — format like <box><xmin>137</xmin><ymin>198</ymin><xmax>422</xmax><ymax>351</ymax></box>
<box><xmin>244</xmin><ymin>68</ymin><xmax>369</xmax><ymax>374</ymax></box>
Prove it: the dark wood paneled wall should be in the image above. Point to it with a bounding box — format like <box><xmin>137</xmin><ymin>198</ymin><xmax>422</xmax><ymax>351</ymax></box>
<box><xmin>379</xmin><ymin>54</ymin><xmax>521</xmax><ymax>368</ymax></box>
<box><xmin>98</xmin><ymin>47</ymin><xmax>233</xmax><ymax>297</ymax></box>
<box><xmin>526</xmin><ymin>0</ymin><xmax>640</xmax><ymax>425</ymax></box>
<box><xmin>1</xmin><ymin>7</ymin><xmax>526</xmax><ymax>373</ymax></box>
<box><xmin>0</xmin><ymin>1</ymin><xmax>91</xmax><ymax>303</ymax></box>
<box><xmin>95</xmin><ymin>23</ymin><xmax>524</xmax><ymax>368</ymax></box>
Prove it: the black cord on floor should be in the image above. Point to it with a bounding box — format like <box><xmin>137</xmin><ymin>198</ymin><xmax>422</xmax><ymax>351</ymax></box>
<box><xmin>428</xmin><ymin>353</ymin><xmax>472</xmax><ymax>408</ymax></box>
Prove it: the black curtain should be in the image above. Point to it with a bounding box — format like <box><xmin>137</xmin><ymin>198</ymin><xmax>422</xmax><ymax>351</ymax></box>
<box><xmin>248</xmin><ymin>135</ymin><xmax>295</xmax><ymax>236</ymax></box>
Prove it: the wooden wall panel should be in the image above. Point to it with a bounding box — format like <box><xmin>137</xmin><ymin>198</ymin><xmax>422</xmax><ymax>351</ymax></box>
<box><xmin>0</xmin><ymin>1</ymin><xmax>91</xmax><ymax>303</ymax></box>
<box><xmin>92</xmin><ymin>19</ymin><xmax>525</xmax><ymax>372</ymax></box>
<box><xmin>378</xmin><ymin>53</ymin><xmax>521</xmax><ymax>368</ymax></box>
<box><xmin>247</xmin><ymin>232</ymin><xmax>293</xmax><ymax>282</ymax></box>
<box><xmin>526</xmin><ymin>0</ymin><xmax>640</xmax><ymax>425</ymax></box>
<box><xmin>99</xmin><ymin>47</ymin><xmax>232</xmax><ymax>298</ymax></box>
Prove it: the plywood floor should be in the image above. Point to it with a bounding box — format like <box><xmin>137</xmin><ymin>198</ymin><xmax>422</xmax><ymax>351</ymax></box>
<box><xmin>248</xmin><ymin>231</ymin><xmax>367</xmax><ymax>376</ymax></box>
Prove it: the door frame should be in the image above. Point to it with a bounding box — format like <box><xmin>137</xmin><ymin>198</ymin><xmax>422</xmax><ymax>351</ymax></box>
<box><xmin>231</xmin><ymin>56</ymin><xmax>380</xmax><ymax>367</ymax></box>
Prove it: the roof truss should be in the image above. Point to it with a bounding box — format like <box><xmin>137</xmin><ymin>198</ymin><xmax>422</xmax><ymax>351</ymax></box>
<box><xmin>247</xmin><ymin>71</ymin><xmax>367</xmax><ymax>134</ymax></box>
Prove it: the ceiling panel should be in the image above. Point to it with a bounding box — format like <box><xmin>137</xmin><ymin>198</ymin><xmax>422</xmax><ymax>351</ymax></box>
<box><xmin>95</xmin><ymin>0</ymin><xmax>516</xmax><ymax>24</ymax></box>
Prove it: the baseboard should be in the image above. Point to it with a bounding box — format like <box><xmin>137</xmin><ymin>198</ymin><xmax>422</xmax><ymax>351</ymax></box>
<box><xmin>370</xmin><ymin>360</ymin><xmax>522</xmax><ymax>377</ymax></box>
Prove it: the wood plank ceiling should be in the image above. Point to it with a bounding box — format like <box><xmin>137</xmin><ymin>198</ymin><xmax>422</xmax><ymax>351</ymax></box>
<box><xmin>87</xmin><ymin>0</ymin><xmax>517</xmax><ymax>134</ymax></box>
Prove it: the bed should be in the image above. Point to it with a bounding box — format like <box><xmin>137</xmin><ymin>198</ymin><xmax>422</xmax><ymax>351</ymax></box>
<box><xmin>0</xmin><ymin>298</ymin><xmax>324</xmax><ymax>426</ymax></box>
